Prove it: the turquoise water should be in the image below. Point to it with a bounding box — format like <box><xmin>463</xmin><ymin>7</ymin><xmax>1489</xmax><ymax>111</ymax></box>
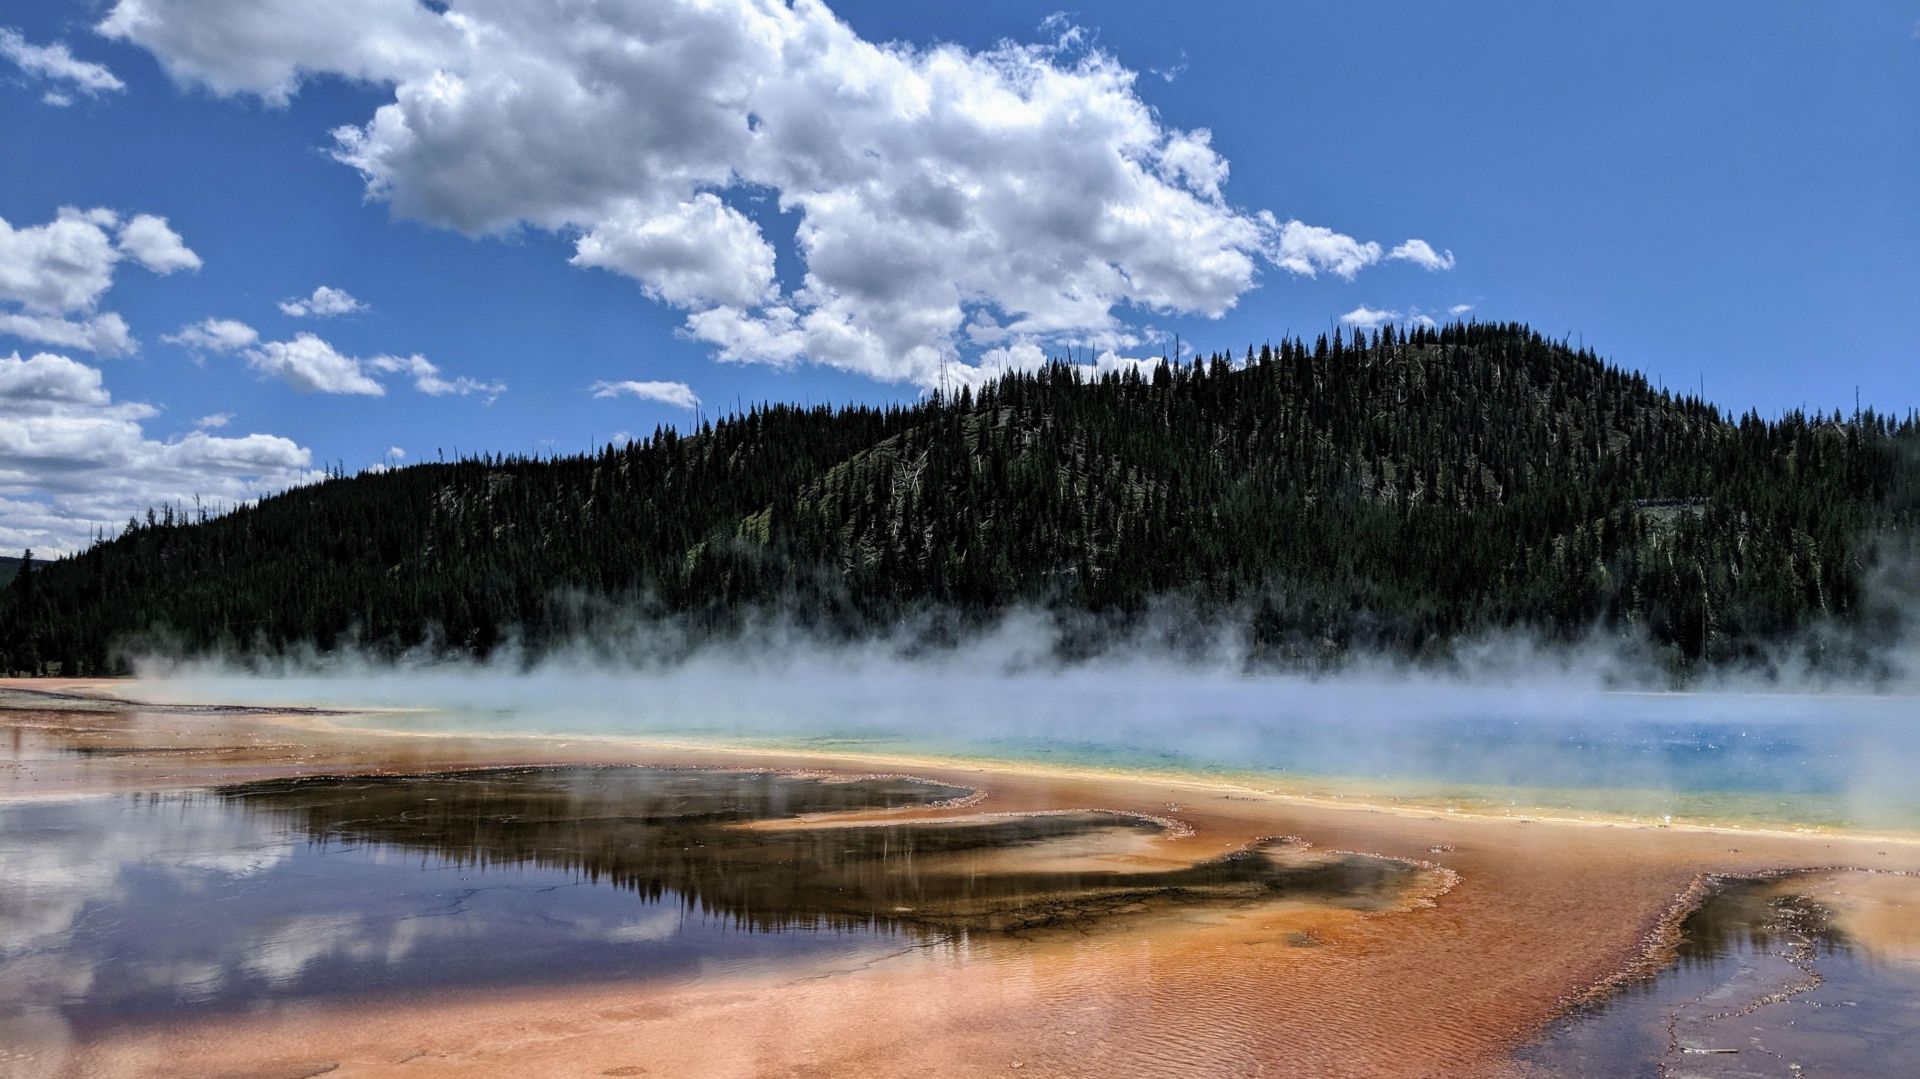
<box><xmin>147</xmin><ymin>670</ymin><xmax>1920</xmax><ymax>831</ymax></box>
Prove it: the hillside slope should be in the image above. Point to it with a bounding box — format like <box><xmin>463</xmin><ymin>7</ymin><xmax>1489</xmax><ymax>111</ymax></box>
<box><xmin>5</xmin><ymin>323</ymin><xmax>1917</xmax><ymax>675</ymax></box>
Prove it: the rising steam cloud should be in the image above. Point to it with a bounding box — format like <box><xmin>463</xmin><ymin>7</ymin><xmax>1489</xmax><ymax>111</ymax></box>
<box><xmin>131</xmin><ymin>601</ymin><xmax>1920</xmax><ymax>833</ymax></box>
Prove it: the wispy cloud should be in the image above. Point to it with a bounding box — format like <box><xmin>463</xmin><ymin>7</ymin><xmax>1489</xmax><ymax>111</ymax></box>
<box><xmin>590</xmin><ymin>379</ymin><xmax>701</xmax><ymax>410</ymax></box>
<box><xmin>166</xmin><ymin>318</ymin><xmax>500</xmax><ymax>400</ymax></box>
<box><xmin>0</xmin><ymin>28</ymin><xmax>123</xmax><ymax>100</ymax></box>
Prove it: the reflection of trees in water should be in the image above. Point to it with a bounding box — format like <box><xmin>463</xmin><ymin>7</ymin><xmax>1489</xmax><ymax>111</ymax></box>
<box><xmin>1524</xmin><ymin>872</ymin><xmax>1909</xmax><ymax>1078</ymax></box>
<box><xmin>219</xmin><ymin>766</ymin><xmax>1419</xmax><ymax>934</ymax></box>
<box><xmin>1674</xmin><ymin>874</ymin><xmax>1851</xmax><ymax>971</ymax></box>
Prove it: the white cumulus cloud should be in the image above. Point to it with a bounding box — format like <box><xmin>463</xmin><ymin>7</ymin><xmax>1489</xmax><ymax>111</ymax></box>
<box><xmin>0</xmin><ymin>351</ymin><xmax>319</xmax><ymax>554</ymax></box>
<box><xmin>116</xmin><ymin>213</ymin><xmax>202</xmax><ymax>273</ymax></box>
<box><xmin>95</xmin><ymin>0</ymin><xmax>456</xmax><ymax>105</ymax></box>
<box><xmin>1339</xmin><ymin>305</ymin><xmax>1401</xmax><ymax>331</ymax></box>
<box><xmin>572</xmin><ymin>195</ymin><xmax>776</xmax><ymax>310</ymax></box>
<box><xmin>590</xmin><ymin>379</ymin><xmax>700</xmax><ymax>410</ymax></box>
<box><xmin>1270</xmin><ymin>219</ymin><xmax>1383</xmax><ymax>281</ymax></box>
<box><xmin>0</xmin><ymin>310</ymin><xmax>134</xmax><ymax>357</ymax></box>
<box><xmin>0</xmin><ymin>207</ymin><xmax>199</xmax><ymax>357</ymax></box>
<box><xmin>243</xmin><ymin>333</ymin><xmax>386</xmax><ymax>396</ymax></box>
<box><xmin>164</xmin><ymin>317</ymin><xmax>260</xmax><ymax>354</ymax></box>
<box><xmin>0</xmin><ymin>351</ymin><xmax>111</xmax><ymax>408</ymax></box>
<box><xmin>1387</xmin><ymin>238</ymin><xmax>1455</xmax><ymax>272</ymax></box>
<box><xmin>278</xmin><ymin>285</ymin><xmax>367</xmax><ymax>318</ymax></box>
<box><xmin>1</xmin><ymin>208</ymin><xmax>128</xmax><ymax>314</ymax></box>
<box><xmin>100</xmin><ymin>0</ymin><xmax>1450</xmax><ymax>390</ymax></box>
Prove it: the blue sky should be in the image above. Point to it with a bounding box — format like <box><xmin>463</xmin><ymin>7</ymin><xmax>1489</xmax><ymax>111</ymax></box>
<box><xmin>1</xmin><ymin>1</ymin><xmax>1915</xmax><ymax>552</ymax></box>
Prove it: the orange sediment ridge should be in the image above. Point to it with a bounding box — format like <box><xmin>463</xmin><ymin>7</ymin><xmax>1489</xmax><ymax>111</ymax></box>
<box><xmin>5</xmin><ymin>677</ymin><xmax>1920</xmax><ymax>1078</ymax></box>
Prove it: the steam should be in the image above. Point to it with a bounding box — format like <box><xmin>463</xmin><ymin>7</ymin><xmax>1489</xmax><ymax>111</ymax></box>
<box><xmin>129</xmin><ymin>606</ymin><xmax>1920</xmax><ymax>832</ymax></box>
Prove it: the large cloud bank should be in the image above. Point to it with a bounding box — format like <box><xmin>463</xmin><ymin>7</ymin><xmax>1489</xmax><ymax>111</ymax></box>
<box><xmin>0</xmin><ymin>350</ymin><xmax>320</xmax><ymax>553</ymax></box>
<box><xmin>100</xmin><ymin>0</ymin><xmax>1448</xmax><ymax>388</ymax></box>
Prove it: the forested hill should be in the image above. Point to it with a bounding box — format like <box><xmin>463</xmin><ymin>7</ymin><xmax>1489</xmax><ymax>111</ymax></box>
<box><xmin>5</xmin><ymin>322</ymin><xmax>1918</xmax><ymax>677</ymax></box>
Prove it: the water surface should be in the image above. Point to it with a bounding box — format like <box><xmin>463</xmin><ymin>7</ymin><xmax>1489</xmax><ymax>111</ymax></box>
<box><xmin>1518</xmin><ymin>870</ymin><xmax>1920</xmax><ymax>1077</ymax></box>
<box><xmin>142</xmin><ymin>671</ymin><xmax>1920</xmax><ymax>830</ymax></box>
<box><xmin>0</xmin><ymin>765</ymin><xmax>1424</xmax><ymax>1041</ymax></box>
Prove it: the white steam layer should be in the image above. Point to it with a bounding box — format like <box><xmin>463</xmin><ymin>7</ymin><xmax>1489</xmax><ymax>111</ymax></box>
<box><xmin>134</xmin><ymin>614</ymin><xmax>1920</xmax><ymax>831</ymax></box>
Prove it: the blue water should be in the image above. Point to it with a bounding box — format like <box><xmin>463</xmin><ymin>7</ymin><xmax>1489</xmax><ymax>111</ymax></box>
<box><xmin>0</xmin><ymin>792</ymin><xmax>900</xmax><ymax>1036</ymax></box>
<box><xmin>1518</xmin><ymin>873</ymin><xmax>1920</xmax><ymax>1076</ymax></box>
<box><xmin>149</xmin><ymin>669</ymin><xmax>1920</xmax><ymax>828</ymax></box>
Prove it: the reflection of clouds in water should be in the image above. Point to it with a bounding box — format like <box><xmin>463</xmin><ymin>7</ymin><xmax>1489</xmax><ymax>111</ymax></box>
<box><xmin>236</xmin><ymin>882</ymin><xmax>814</xmax><ymax>987</ymax></box>
<box><xmin>0</xmin><ymin>795</ymin><xmax>290</xmax><ymax>971</ymax></box>
<box><xmin>244</xmin><ymin>913</ymin><xmax>425</xmax><ymax>986</ymax></box>
<box><xmin>0</xmin><ymin>792</ymin><xmax>777</xmax><ymax>1022</ymax></box>
<box><xmin>1</xmin><ymin>795</ymin><xmax>291</xmax><ymax>889</ymax></box>
<box><xmin>242</xmin><ymin>894</ymin><xmax>703</xmax><ymax>986</ymax></box>
<box><xmin>0</xmin><ymin>796</ymin><xmax>291</xmax><ymax>1078</ymax></box>
<box><xmin>237</xmin><ymin>906</ymin><xmax>537</xmax><ymax>988</ymax></box>
<box><xmin>0</xmin><ymin>951</ymin><xmax>95</xmax><ymax>1019</ymax></box>
<box><xmin>134</xmin><ymin>958</ymin><xmax>226</xmax><ymax>1000</ymax></box>
<box><xmin>602</xmin><ymin>907</ymin><xmax>686</xmax><ymax>944</ymax></box>
<box><xmin>0</xmin><ymin>796</ymin><xmax>465</xmax><ymax>1016</ymax></box>
<box><xmin>0</xmin><ymin>771</ymin><xmax>989</xmax><ymax>1079</ymax></box>
<box><xmin>165</xmin><ymin>843</ymin><xmax>293</xmax><ymax>884</ymax></box>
